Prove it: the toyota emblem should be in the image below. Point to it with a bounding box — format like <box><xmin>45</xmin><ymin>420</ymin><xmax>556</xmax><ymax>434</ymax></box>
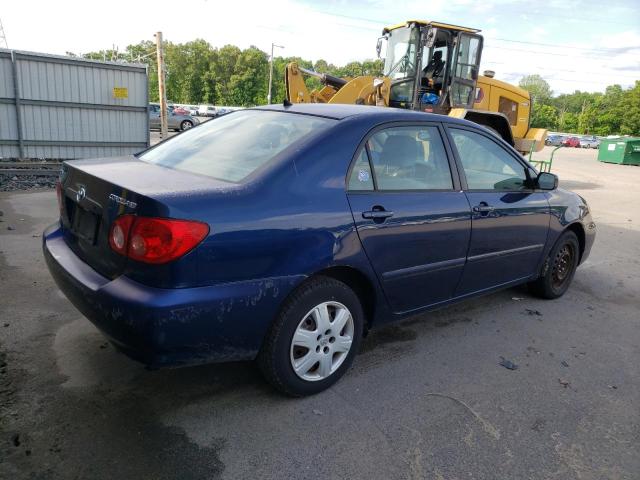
<box><xmin>76</xmin><ymin>186</ymin><xmax>86</xmax><ymax>202</ymax></box>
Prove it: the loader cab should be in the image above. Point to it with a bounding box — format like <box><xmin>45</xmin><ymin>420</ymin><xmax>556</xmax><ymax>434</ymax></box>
<box><xmin>381</xmin><ymin>21</ymin><xmax>483</xmax><ymax>114</ymax></box>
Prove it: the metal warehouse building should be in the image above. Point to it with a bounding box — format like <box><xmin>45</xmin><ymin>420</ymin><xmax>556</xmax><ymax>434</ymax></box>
<box><xmin>0</xmin><ymin>49</ymin><xmax>149</xmax><ymax>159</ymax></box>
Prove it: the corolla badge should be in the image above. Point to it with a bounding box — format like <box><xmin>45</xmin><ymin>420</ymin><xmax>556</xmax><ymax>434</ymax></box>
<box><xmin>109</xmin><ymin>193</ymin><xmax>137</xmax><ymax>209</ymax></box>
<box><xmin>76</xmin><ymin>186</ymin><xmax>86</xmax><ymax>202</ymax></box>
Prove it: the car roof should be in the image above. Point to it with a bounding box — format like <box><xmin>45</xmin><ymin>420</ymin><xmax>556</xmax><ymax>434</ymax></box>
<box><xmin>252</xmin><ymin>103</ymin><xmax>467</xmax><ymax>125</ymax></box>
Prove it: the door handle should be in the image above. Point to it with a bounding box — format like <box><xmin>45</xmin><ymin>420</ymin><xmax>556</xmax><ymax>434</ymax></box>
<box><xmin>472</xmin><ymin>203</ymin><xmax>495</xmax><ymax>214</ymax></box>
<box><xmin>362</xmin><ymin>208</ymin><xmax>394</xmax><ymax>220</ymax></box>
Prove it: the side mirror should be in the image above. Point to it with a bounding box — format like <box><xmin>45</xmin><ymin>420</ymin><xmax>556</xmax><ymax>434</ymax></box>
<box><xmin>537</xmin><ymin>172</ymin><xmax>558</xmax><ymax>190</ymax></box>
<box><xmin>376</xmin><ymin>37</ymin><xmax>384</xmax><ymax>59</ymax></box>
<box><xmin>471</xmin><ymin>67</ymin><xmax>478</xmax><ymax>80</ymax></box>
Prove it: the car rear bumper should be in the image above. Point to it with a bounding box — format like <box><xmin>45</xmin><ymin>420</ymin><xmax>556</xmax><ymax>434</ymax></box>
<box><xmin>43</xmin><ymin>223</ymin><xmax>304</xmax><ymax>368</ymax></box>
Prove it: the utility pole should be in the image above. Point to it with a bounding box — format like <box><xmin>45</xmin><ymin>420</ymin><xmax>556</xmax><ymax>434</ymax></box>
<box><xmin>155</xmin><ymin>32</ymin><xmax>168</xmax><ymax>139</ymax></box>
<box><xmin>0</xmin><ymin>18</ymin><xmax>9</xmax><ymax>48</ymax></box>
<box><xmin>267</xmin><ymin>43</ymin><xmax>284</xmax><ymax>104</ymax></box>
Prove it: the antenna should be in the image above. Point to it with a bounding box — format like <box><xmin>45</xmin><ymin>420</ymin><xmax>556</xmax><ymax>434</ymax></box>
<box><xmin>0</xmin><ymin>18</ymin><xmax>8</xmax><ymax>48</ymax></box>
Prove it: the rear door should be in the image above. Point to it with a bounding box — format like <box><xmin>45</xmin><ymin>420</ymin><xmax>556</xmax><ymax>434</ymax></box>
<box><xmin>446</xmin><ymin>125</ymin><xmax>550</xmax><ymax>295</ymax></box>
<box><xmin>450</xmin><ymin>32</ymin><xmax>483</xmax><ymax>108</ymax></box>
<box><xmin>347</xmin><ymin>123</ymin><xmax>471</xmax><ymax>314</ymax></box>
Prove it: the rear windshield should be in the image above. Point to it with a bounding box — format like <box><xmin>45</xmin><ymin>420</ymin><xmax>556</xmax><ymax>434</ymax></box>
<box><xmin>139</xmin><ymin>110</ymin><xmax>336</xmax><ymax>182</ymax></box>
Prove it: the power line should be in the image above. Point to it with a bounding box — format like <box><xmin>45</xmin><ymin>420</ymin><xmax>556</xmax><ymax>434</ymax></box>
<box><xmin>486</xmin><ymin>37</ymin><xmax>639</xmax><ymax>54</ymax></box>
<box><xmin>483</xmin><ymin>61</ymin><xmax>639</xmax><ymax>79</ymax></box>
<box><xmin>306</xmin><ymin>8</ymin><xmax>640</xmax><ymax>55</ymax></box>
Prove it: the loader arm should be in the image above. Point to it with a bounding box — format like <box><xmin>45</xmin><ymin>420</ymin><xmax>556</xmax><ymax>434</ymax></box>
<box><xmin>285</xmin><ymin>62</ymin><xmax>390</xmax><ymax>106</ymax></box>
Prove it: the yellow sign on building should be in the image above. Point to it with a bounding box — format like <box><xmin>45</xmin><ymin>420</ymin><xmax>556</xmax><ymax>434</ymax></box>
<box><xmin>113</xmin><ymin>87</ymin><xmax>128</xmax><ymax>99</ymax></box>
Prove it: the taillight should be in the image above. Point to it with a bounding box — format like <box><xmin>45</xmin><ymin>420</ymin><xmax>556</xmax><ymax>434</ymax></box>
<box><xmin>108</xmin><ymin>215</ymin><xmax>209</xmax><ymax>264</ymax></box>
<box><xmin>108</xmin><ymin>215</ymin><xmax>135</xmax><ymax>255</ymax></box>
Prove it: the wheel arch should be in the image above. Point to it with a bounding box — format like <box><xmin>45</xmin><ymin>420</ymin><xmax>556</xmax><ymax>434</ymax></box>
<box><xmin>566</xmin><ymin>222</ymin><xmax>586</xmax><ymax>262</ymax></box>
<box><xmin>463</xmin><ymin>111</ymin><xmax>514</xmax><ymax>146</ymax></box>
<box><xmin>308</xmin><ymin>265</ymin><xmax>377</xmax><ymax>331</ymax></box>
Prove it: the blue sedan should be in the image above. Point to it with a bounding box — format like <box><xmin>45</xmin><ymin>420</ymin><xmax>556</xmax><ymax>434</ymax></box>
<box><xmin>43</xmin><ymin>104</ymin><xmax>596</xmax><ymax>396</ymax></box>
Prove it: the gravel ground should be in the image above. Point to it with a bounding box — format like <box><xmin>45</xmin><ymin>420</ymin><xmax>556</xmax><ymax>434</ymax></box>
<box><xmin>0</xmin><ymin>146</ymin><xmax>639</xmax><ymax>480</ymax></box>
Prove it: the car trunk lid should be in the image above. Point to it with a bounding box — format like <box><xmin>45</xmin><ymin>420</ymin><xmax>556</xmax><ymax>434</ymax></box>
<box><xmin>59</xmin><ymin>156</ymin><xmax>231</xmax><ymax>280</ymax></box>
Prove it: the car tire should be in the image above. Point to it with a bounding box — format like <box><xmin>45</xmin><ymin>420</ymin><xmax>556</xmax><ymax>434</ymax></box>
<box><xmin>528</xmin><ymin>230</ymin><xmax>580</xmax><ymax>299</ymax></box>
<box><xmin>180</xmin><ymin>120</ymin><xmax>193</xmax><ymax>131</ymax></box>
<box><xmin>258</xmin><ymin>276</ymin><xmax>364</xmax><ymax>396</ymax></box>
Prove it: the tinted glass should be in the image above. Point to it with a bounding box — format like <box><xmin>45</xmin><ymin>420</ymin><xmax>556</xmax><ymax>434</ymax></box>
<box><xmin>348</xmin><ymin>149</ymin><xmax>374</xmax><ymax>191</ymax></box>
<box><xmin>140</xmin><ymin>110</ymin><xmax>336</xmax><ymax>182</ymax></box>
<box><xmin>366</xmin><ymin>126</ymin><xmax>453</xmax><ymax>190</ymax></box>
<box><xmin>450</xmin><ymin>128</ymin><xmax>528</xmax><ymax>191</ymax></box>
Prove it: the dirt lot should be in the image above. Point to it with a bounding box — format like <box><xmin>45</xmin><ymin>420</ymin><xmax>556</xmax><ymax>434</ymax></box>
<box><xmin>1</xmin><ymin>146</ymin><xmax>638</xmax><ymax>479</ymax></box>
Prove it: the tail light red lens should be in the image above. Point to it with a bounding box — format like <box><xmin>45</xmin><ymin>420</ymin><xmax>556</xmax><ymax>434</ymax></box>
<box><xmin>108</xmin><ymin>215</ymin><xmax>209</xmax><ymax>264</ymax></box>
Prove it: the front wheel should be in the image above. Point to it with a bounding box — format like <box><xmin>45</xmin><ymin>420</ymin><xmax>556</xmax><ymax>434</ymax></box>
<box><xmin>529</xmin><ymin>230</ymin><xmax>580</xmax><ymax>299</ymax></box>
<box><xmin>258</xmin><ymin>276</ymin><xmax>364</xmax><ymax>396</ymax></box>
<box><xmin>180</xmin><ymin>120</ymin><xmax>193</xmax><ymax>131</ymax></box>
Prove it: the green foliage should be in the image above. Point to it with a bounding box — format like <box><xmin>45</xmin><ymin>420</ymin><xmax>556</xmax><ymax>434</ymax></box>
<box><xmin>80</xmin><ymin>40</ymin><xmax>383</xmax><ymax>108</ymax></box>
<box><xmin>520</xmin><ymin>75</ymin><xmax>640</xmax><ymax>136</ymax></box>
<box><xmin>519</xmin><ymin>74</ymin><xmax>553</xmax><ymax>105</ymax></box>
<box><xmin>531</xmin><ymin>104</ymin><xmax>558</xmax><ymax>130</ymax></box>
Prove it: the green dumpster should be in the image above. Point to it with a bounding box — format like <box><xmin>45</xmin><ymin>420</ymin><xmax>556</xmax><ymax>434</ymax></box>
<box><xmin>598</xmin><ymin>137</ymin><xmax>640</xmax><ymax>165</ymax></box>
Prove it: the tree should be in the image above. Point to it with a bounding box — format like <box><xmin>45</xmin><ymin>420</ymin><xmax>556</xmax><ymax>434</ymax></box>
<box><xmin>531</xmin><ymin>104</ymin><xmax>558</xmax><ymax>129</ymax></box>
<box><xmin>519</xmin><ymin>75</ymin><xmax>553</xmax><ymax>105</ymax></box>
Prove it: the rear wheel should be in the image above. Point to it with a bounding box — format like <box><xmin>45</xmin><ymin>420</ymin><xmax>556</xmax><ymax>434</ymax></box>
<box><xmin>258</xmin><ymin>276</ymin><xmax>364</xmax><ymax>396</ymax></box>
<box><xmin>529</xmin><ymin>230</ymin><xmax>580</xmax><ymax>299</ymax></box>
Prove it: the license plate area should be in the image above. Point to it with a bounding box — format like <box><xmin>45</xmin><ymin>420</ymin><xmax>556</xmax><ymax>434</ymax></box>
<box><xmin>70</xmin><ymin>205</ymin><xmax>100</xmax><ymax>244</ymax></box>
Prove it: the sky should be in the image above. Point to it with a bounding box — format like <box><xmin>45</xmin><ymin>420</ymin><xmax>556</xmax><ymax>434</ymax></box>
<box><xmin>2</xmin><ymin>0</ymin><xmax>639</xmax><ymax>94</ymax></box>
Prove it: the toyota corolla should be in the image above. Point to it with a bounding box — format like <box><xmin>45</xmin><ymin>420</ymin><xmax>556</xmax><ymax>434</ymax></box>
<box><xmin>43</xmin><ymin>104</ymin><xmax>595</xmax><ymax>396</ymax></box>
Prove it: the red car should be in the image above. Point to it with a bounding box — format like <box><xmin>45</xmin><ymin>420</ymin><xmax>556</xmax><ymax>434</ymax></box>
<box><xmin>170</xmin><ymin>106</ymin><xmax>190</xmax><ymax>115</ymax></box>
<box><xmin>562</xmin><ymin>136</ymin><xmax>581</xmax><ymax>148</ymax></box>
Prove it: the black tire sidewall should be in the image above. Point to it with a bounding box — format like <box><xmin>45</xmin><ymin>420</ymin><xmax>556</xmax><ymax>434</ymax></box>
<box><xmin>546</xmin><ymin>231</ymin><xmax>580</xmax><ymax>298</ymax></box>
<box><xmin>181</xmin><ymin>120</ymin><xmax>193</xmax><ymax>131</ymax></box>
<box><xmin>264</xmin><ymin>278</ymin><xmax>364</xmax><ymax>396</ymax></box>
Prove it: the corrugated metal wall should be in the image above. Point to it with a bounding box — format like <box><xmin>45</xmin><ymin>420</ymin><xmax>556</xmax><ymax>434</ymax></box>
<box><xmin>0</xmin><ymin>49</ymin><xmax>149</xmax><ymax>159</ymax></box>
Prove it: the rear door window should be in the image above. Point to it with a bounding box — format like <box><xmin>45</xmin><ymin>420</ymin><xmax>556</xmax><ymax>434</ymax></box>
<box><xmin>356</xmin><ymin>125</ymin><xmax>453</xmax><ymax>191</ymax></box>
<box><xmin>140</xmin><ymin>110</ymin><xmax>336</xmax><ymax>182</ymax></box>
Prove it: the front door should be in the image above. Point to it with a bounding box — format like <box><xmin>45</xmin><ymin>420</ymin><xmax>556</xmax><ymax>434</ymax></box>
<box><xmin>446</xmin><ymin>126</ymin><xmax>550</xmax><ymax>295</ymax></box>
<box><xmin>450</xmin><ymin>32</ymin><xmax>483</xmax><ymax>109</ymax></box>
<box><xmin>347</xmin><ymin>124</ymin><xmax>471</xmax><ymax>314</ymax></box>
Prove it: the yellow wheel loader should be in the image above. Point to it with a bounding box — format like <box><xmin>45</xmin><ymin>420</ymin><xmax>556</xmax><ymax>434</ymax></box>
<box><xmin>285</xmin><ymin>20</ymin><xmax>546</xmax><ymax>154</ymax></box>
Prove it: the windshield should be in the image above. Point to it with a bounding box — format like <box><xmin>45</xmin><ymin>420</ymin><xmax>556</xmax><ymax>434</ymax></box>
<box><xmin>383</xmin><ymin>26</ymin><xmax>419</xmax><ymax>80</ymax></box>
<box><xmin>139</xmin><ymin>110</ymin><xmax>336</xmax><ymax>182</ymax></box>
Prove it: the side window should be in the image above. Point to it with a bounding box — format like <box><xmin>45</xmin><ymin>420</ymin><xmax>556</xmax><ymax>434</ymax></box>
<box><xmin>498</xmin><ymin>96</ymin><xmax>518</xmax><ymax>126</ymax></box>
<box><xmin>347</xmin><ymin>149</ymin><xmax>374</xmax><ymax>191</ymax></box>
<box><xmin>450</xmin><ymin>128</ymin><xmax>528</xmax><ymax>191</ymax></box>
<box><xmin>366</xmin><ymin>126</ymin><xmax>453</xmax><ymax>191</ymax></box>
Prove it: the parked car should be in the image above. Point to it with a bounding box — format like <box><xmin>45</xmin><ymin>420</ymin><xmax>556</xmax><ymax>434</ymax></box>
<box><xmin>188</xmin><ymin>105</ymin><xmax>200</xmax><ymax>116</ymax></box>
<box><xmin>44</xmin><ymin>105</ymin><xmax>596</xmax><ymax>396</ymax></box>
<box><xmin>148</xmin><ymin>103</ymin><xmax>199</xmax><ymax>131</ymax></box>
<box><xmin>198</xmin><ymin>105</ymin><xmax>217</xmax><ymax>117</ymax></box>
<box><xmin>171</xmin><ymin>106</ymin><xmax>190</xmax><ymax>115</ymax></box>
<box><xmin>545</xmin><ymin>135</ymin><xmax>564</xmax><ymax>146</ymax></box>
<box><xmin>562</xmin><ymin>136</ymin><xmax>581</xmax><ymax>148</ymax></box>
<box><xmin>580</xmin><ymin>136</ymin><xmax>600</xmax><ymax>149</ymax></box>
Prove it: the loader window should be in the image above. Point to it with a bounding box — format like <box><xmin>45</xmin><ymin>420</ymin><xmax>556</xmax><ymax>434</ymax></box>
<box><xmin>498</xmin><ymin>97</ymin><xmax>518</xmax><ymax>126</ymax></box>
<box><xmin>384</xmin><ymin>26</ymin><xmax>419</xmax><ymax>80</ymax></box>
<box><xmin>451</xmin><ymin>33</ymin><xmax>482</xmax><ymax>108</ymax></box>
